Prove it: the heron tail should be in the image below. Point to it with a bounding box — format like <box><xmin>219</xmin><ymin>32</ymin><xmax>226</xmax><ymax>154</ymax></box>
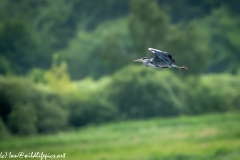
<box><xmin>178</xmin><ymin>66</ymin><xmax>188</xmax><ymax>70</ymax></box>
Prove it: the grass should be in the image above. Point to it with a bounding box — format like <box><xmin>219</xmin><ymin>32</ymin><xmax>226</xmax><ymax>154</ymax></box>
<box><xmin>1</xmin><ymin>112</ymin><xmax>240</xmax><ymax>160</ymax></box>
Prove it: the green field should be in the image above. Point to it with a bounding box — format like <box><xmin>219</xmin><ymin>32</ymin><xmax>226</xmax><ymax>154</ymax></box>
<box><xmin>1</xmin><ymin>112</ymin><xmax>240</xmax><ymax>160</ymax></box>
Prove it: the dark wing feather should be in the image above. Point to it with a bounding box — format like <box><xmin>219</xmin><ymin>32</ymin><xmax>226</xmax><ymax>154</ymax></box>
<box><xmin>149</xmin><ymin>48</ymin><xmax>175</xmax><ymax>65</ymax></box>
<box><xmin>152</xmin><ymin>55</ymin><xmax>168</xmax><ymax>66</ymax></box>
<box><xmin>167</xmin><ymin>53</ymin><xmax>175</xmax><ymax>64</ymax></box>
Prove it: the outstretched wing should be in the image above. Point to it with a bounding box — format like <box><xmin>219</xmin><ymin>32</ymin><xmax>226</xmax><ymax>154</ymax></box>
<box><xmin>148</xmin><ymin>48</ymin><xmax>175</xmax><ymax>65</ymax></box>
<box><xmin>151</xmin><ymin>54</ymin><xmax>169</xmax><ymax>67</ymax></box>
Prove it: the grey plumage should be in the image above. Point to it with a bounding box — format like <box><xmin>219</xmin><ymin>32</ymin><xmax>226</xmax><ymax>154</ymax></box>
<box><xmin>133</xmin><ymin>48</ymin><xmax>188</xmax><ymax>70</ymax></box>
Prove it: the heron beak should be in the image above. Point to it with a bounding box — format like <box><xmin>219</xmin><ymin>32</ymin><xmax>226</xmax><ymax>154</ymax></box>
<box><xmin>133</xmin><ymin>59</ymin><xmax>142</xmax><ymax>62</ymax></box>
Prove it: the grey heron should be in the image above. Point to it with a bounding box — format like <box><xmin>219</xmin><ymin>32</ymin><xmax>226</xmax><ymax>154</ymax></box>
<box><xmin>133</xmin><ymin>48</ymin><xmax>188</xmax><ymax>70</ymax></box>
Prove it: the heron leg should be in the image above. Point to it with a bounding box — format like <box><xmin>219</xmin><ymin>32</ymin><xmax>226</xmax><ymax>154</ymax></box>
<box><xmin>155</xmin><ymin>66</ymin><xmax>169</xmax><ymax>69</ymax></box>
<box><xmin>161</xmin><ymin>66</ymin><xmax>169</xmax><ymax>68</ymax></box>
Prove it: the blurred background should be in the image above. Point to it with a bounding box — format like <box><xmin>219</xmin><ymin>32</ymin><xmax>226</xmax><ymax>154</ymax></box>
<box><xmin>0</xmin><ymin>0</ymin><xmax>240</xmax><ymax>160</ymax></box>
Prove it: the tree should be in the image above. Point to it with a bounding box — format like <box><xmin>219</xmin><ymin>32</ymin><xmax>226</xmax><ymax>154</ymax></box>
<box><xmin>128</xmin><ymin>0</ymin><xmax>210</xmax><ymax>74</ymax></box>
<box><xmin>0</xmin><ymin>21</ymin><xmax>40</xmax><ymax>74</ymax></box>
<box><xmin>129</xmin><ymin>0</ymin><xmax>169</xmax><ymax>57</ymax></box>
<box><xmin>7</xmin><ymin>103</ymin><xmax>37</xmax><ymax>135</ymax></box>
<box><xmin>204</xmin><ymin>7</ymin><xmax>240</xmax><ymax>73</ymax></box>
<box><xmin>44</xmin><ymin>54</ymin><xmax>75</xmax><ymax>92</ymax></box>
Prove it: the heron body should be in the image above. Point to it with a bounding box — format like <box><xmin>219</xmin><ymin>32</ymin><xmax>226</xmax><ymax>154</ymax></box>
<box><xmin>133</xmin><ymin>48</ymin><xmax>188</xmax><ymax>70</ymax></box>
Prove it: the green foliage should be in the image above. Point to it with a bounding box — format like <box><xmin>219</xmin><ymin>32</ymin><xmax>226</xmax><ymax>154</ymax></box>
<box><xmin>105</xmin><ymin>66</ymin><xmax>188</xmax><ymax>119</ymax></box>
<box><xmin>129</xmin><ymin>0</ymin><xmax>210</xmax><ymax>74</ymax></box>
<box><xmin>35</xmin><ymin>93</ymin><xmax>68</xmax><ymax>133</ymax></box>
<box><xmin>28</xmin><ymin>68</ymin><xmax>46</xmax><ymax>83</ymax></box>
<box><xmin>0</xmin><ymin>0</ymin><xmax>240</xmax><ymax>77</ymax></box>
<box><xmin>0</xmin><ymin>77</ymin><xmax>38</xmax><ymax>135</ymax></box>
<box><xmin>66</xmin><ymin>77</ymin><xmax>116</xmax><ymax>127</ymax></box>
<box><xmin>1</xmin><ymin>66</ymin><xmax>239</xmax><ymax>136</ymax></box>
<box><xmin>163</xmin><ymin>22</ymin><xmax>210</xmax><ymax>74</ymax></box>
<box><xmin>7</xmin><ymin>103</ymin><xmax>37</xmax><ymax>135</ymax></box>
<box><xmin>103</xmin><ymin>66</ymin><xmax>239</xmax><ymax>119</ymax></box>
<box><xmin>129</xmin><ymin>0</ymin><xmax>169</xmax><ymax>55</ymax></box>
<box><xmin>0</xmin><ymin>55</ymin><xmax>12</xmax><ymax>75</ymax></box>
<box><xmin>187</xmin><ymin>73</ymin><xmax>240</xmax><ymax>114</ymax></box>
<box><xmin>0</xmin><ymin>21</ymin><xmax>40</xmax><ymax>74</ymax></box>
<box><xmin>1</xmin><ymin>0</ymin><xmax>240</xmax><ymax>137</ymax></box>
<box><xmin>59</xmin><ymin>18</ymin><xmax>131</xmax><ymax>79</ymax></box>
<box><xmin>0</xmin><ymin>118</ymin><xmax>9</xmax><ymax>139</ymax></box>
<box><xmin>203</xmin><ymin>7</ymin><xmax>240</xmax><ymax>73</ymax></box>
<box><xmin>0</xmin><ymin>112</ymin><xmax>240</xmax><ymax>160</ymax></box>
<box><xmin>67</xmin><ymin>94</ymin><xmax>117</xmax><ymax>127</ymax></box>
<box><xmin>96</xmin><ymin>32</ymin><xmax>131</xmax><ymax>74</ymax></box>
<box><xmin>0</xmin><ymin>76</ymin><xmax>68</xmax><ymax>135</ymax></box>
<box><xmin>44</xmin><ymin>54</ymin><xmax>75</xmax><ymax>92</ymax></box>
<box><xmin>157</xmin><ymin>0</ymin><xmax>240</xmax><ymax>22</ymax></box>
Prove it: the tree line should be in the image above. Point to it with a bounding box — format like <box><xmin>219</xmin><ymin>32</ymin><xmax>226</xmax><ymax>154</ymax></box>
<box><xmin>0</xmin><ymin>0</ymin><xmax>240</xmax><ymax>137</ymax></box>
<box><xmin>0</xmin><ymin>0</ymin><xmax>240</xmax><ymax>78</ymax></box>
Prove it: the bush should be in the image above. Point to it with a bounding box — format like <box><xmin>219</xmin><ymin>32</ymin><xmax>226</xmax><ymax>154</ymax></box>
<box><xmin>0</xmin><ymin>118</ymin><xmax>9</xmax><ymax>139</ymax></box>
<box><xmin>0</xmin><ymin>70</ymin><xmax>239</xmax><ymax>136</ymax></box>
<box><xmin>28</xmin><ymin>68</ymin><xmax>46</xmax><ymax>83</ymax></box>
<box><xmin>67</xmin><ymin>93</ymin><xmax>117</xmax><ymax>127</ymax></box>
<box><xmin>35</xmin><ymin>93</ymin><xmax>68</xmax><ymax>133</ymax></box>
<box><xmin>105</xmin><ymin>66</ymin><xmax>189</xmax><ymax>119</ymax></box>
<box><xmin>186</xmin><ymin>73</ymin><xmax>240</xmax><ymax>114</ymax></box>
<box><xmin>7</xmin><ymin>103</ymin><xmax>37</xmax><ymax>135</ymax></box>
<box><xmin>0</xmin><ymin>76</ymin><xmax>68</xmax><ymax>135</ymax></box>
<box><xmin>0</xmin><ymin>77</ymin><xmax>35</xmax><ymax>133</ymax></box>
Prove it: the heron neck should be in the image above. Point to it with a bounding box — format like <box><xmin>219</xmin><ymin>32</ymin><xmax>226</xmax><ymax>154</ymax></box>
<box><xmin>143</xmin><ymin>59</ymin><xmax>151</xmax><ymax>66</ymax></box>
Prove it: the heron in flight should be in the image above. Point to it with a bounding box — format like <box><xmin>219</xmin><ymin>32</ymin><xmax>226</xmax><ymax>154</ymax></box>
<box><xmin>133</xmin><ymin>48</ymin><xmax>188</xmax><ymax>70</ymax></box>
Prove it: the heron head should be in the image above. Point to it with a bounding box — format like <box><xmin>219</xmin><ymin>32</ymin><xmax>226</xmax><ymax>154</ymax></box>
<box><xmin>133</xmin><ymin>57</ymin><xmax>148</xmax><ymax>63</ymax></box>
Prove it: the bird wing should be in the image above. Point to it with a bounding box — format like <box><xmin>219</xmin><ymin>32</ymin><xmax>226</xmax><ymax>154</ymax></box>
<box><xmin>151</xmin><ymin>55</ymin><xmax>169</xmax><ymax>67</ymax></box>
<box><xmin>148</xmin><ymin>48</ymin><xmax>175</xmax><ymax>65</ymax></box>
